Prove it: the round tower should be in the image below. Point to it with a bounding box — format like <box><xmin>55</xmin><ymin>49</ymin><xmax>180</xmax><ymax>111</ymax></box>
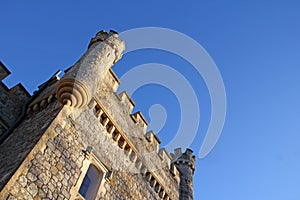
<box><xmin>56</xmin><ymin>30</ymin><xmax>125</xmax><ymax>109</ymax></box>
<box><xmin>173</xmin><ymin>148</ymin><xmax>195</xmax><ymax>200</ymax></box>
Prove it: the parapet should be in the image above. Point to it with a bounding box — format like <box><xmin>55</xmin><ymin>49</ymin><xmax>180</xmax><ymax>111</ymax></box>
<box><xmin>158</xmin><ymin>148</ymin><xmax>172</xmax><ymax>168</ymax></box>
<box><xmin>92</xmin><ymin>59</ymin><xmax>195</xmax><ymax>196</ymax></box>
<box><xmin>0</xmin><ymin>61</ymin><xmax>30</xmax><ymax>135</ymax></box>
<box><xmin>0</xmin><ymin>61</ymin><xmax>10</xmax><ymax>81</ymax></box>
<box><xmin>131</xmin><ymin>111</ymin><xmax>148</xmax><ymax>131</ymax></box>
<box><xmin>145</xmin><ymin>130</ymin><xmax>161</xmax><ymax>153</ymax></box>
<box><xmin>172</xmin><ymin>148</ymin><xmax>195</xmax><ymax>172</ymax></box>
<box><xmin>117</xmin><ymin>91</ymin><xmax>135</xmax><ymax>113</ymax></box>
<box><xmin>108</xmin><ymin>68</ymin><xmax>120</xmax><ymax>92</ymax></box>
<box><xmin>0</xmin><ymin>62</ymin><xmax>30</xmax><ymax>101</ymax></box>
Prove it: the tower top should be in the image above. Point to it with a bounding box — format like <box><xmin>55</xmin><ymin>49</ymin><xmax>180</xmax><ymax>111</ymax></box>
<box><xmin>88</xmin><ymin>29</ymin><xmax>125</xmax><ymax>64</ymax></box>
<box><xmin>172</xmin><ymin>147</ymin><xmax>196</xmax><ymax>172</ymax></box>
<box><xmin>89</xmin><ymin>30</ymin><xmax>119</xmax><ymax>46</ymax></box>
<box><xmin>56</xmin><ymin>29</ymin><xmax>125</xmax><ymax>109</ymax></box>
<box><xmin>172</xmin><ymin>148</ymin><xmax>196</xmax><ymax>199</ymax></box>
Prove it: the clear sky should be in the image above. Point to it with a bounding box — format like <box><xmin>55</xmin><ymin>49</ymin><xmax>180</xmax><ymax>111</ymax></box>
<box><xmin>1</xmin><ymin>1</ymin><xmax>300</xmax><ymax>199</ymax></box>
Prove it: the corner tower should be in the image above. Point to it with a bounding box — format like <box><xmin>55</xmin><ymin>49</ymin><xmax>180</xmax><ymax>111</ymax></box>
<box><xmin>173</xmin><ymin>148</ymin><xmax>195</xmax><ymax>200</ymax></box>
<box><xmin>57</xmin><ymin>30</ymin><xmax>125</xmax><ymax>109</ymax></box>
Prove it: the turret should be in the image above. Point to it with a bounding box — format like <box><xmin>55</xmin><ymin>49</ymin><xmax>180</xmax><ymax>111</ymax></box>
<box><xmin>173</xmin><ymin>148</ymin><xmax>195</xmax><ymax>200</ymax></box>
<box><xmin>56</xmin><ymin>30</ymin><xmax>125</xmax><ymax>109</ymax></box>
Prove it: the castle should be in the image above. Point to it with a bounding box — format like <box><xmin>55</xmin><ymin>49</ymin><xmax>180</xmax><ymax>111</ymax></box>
<box><xmin>0</xmin><ymin>30</ymin><xmax>195</xmax><ymax>200</ymax></box>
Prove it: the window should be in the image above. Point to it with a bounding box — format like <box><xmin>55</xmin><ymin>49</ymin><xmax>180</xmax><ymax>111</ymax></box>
<box><xmin>71</xmin><ymin>149</ymin><xmax>112</xmax><ymax>200</ymax></box>
<box><xmin>79</xmin><ymin>164</ymin><xmax>103</xmax><ymax>200</ymax></box>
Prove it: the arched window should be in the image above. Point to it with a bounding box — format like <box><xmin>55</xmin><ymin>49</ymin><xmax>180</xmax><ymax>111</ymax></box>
<box><xmin>79</xmin><ymin>164</ymin><xmax>103</xmax><ymax>200</ymax></box>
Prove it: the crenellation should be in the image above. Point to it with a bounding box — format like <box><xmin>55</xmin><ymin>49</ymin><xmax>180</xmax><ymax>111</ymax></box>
<box><xmin>9</xmin><ymin>83</ymin><xmax>30</xmax><ymax>103</ymax></box>
<box><xmin>96</xmin><ymin>76</ymin><xmax>149</xmax><ymax>144</ymax></box>
<box><xmin>90</xmin><ymin>99</ymin><xmax>179</xmax><ymax>199</ymax></box>
<box><xmin>173</xmin><ymin>147</ymin><xmax>183</xmax><ymax>158</ymax></box>
<box><xmin>0</xmin><ymin>61</ymin><xmax>10</xmax><ymax>81</ymax></box>
<box><xmin>158</xmin><ymin>148</ymin><xmax>172</xmax><ymax>168</ymax></box>
<box><xmin>117</xmin><ymin>91</ymin><xmax>135</xmax><ymax>113</ymax></box>
<box><xmin>131</xmin><ymin>111</ymin><xmax>148</xmax><ymax>131</ymax></box>
<box><xmin>0</xmin><ymin>61</ymin><xmax>31</xmax><ymax>138</ymax></box>
<box><xmin>145</xmin><ymin>130</ymin><xmax>161</xmax><ymax>152</ymax></box>
<box><xmin>108</xmin><ymin>68</ymin><xmax>120</xmax><ymax>92</ymax></box>
<box><xmin>170</xmin><ymin>163</ymin><xmax>180</xmax><ymax>178</ymax></box>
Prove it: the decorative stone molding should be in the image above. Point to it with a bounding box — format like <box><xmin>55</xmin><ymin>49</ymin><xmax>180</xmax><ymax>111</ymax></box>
<box><xmin>56</xmin><ymin>78</ymin><xmax>91</xmax><ymax>109</ymax></box>
<box><xmin>27</xmin><ymin>94</ymin><xmax>56</xmax><ymax>114</ymax></box>
<box><xmin>93</xmin><ymin>100</ymin><xmax>174</xmax><ymax>200</ymax></box>
<box><xmin>144</xmin><ymin>172</ymin><xmax>172</xmax><ymax>200</ymax></box>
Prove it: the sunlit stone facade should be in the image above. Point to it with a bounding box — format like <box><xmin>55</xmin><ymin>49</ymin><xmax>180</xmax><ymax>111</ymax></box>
<box><xmin>0</xmin><ymin>30</ymin><xmax>195</xmax><ymax>200</ymax></box>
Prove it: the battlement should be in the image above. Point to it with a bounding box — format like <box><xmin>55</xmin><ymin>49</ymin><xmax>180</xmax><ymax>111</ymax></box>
<box><xmin>146</xmin><ymin>130</ymin><xmax>161</xmax><ymax>153</ymax></box>
<box><xmin>91</xmin><ymin>67</ymin><xmax>198</xmax><ymax>199</ymax></box>
<box><xmin>117</xmin><ymin>91</ymin><xmax>136</xmax><ymax>113</ymax></box>
<box><xmin>0</xmin><ymin>61</ymin><xmax>10</xmax><ymax>81</ymax></box>
<box><xmin>0</xmin><ymin>61</ymin><xmax>30</xmax><ymax>137</ymax></box>
<box><xmin>0</xmin><ymin>61</ymin><xmax>30</xmax><ymax>100</ymax></box>
<box><xmin>108</xmin><ymin>68</ymin><xmax>120</xmax><ymax>92</ymax></box>
<box><xmin>172</xmin><ymin>148</ymin><xmax>195</xmax><ymax>171</ymax></box>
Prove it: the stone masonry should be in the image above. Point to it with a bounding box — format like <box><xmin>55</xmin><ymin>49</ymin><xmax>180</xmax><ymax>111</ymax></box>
<box><xmin>0</xmin><ymin>30</ymin><xmax>195</xmax><ymax>200</ymax></box>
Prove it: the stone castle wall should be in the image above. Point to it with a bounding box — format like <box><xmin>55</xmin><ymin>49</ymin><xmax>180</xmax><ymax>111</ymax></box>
<box><xmin>0</xmin><ymin>62</ymin><xmax>30</xmax><ymax>137</ymax></box>
<box><xmin>0</xmin><ymin>76</ymin><xmax>62</xmax><ymax>198</ymax></box>
<box><xmin>0</xmin><ymin>30</ymin><xmax>195</xmax><ymax>200</ymax></box>
<box><xmin>0</xmin><ymin>68</ymin><xmax>181</xmax><ymax>199</ymax></box>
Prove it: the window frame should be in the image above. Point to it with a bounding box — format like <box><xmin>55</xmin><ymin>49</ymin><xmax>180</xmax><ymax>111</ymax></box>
<box><xmin>71</xmin><ymin>151</ymin><xmax>111</xmax><ymax>200</ymax></box>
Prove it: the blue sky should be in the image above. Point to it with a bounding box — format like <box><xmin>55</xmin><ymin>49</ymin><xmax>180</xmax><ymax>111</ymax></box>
<box><xmin>1</xmin><ymin>1</ymin><xmax>300</xmax><ymax>199</ymax></box>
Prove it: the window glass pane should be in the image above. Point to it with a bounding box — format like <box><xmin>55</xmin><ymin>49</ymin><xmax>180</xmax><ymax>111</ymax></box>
<box><xmin>79</xmin><ymin>165</ymin><xmax>101</xmax><ymax>200</ymax></box>
<box><xmin>79</xmin><ymin>175</ymin><xmax>91</xmax><ymax>197</ymax></box>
